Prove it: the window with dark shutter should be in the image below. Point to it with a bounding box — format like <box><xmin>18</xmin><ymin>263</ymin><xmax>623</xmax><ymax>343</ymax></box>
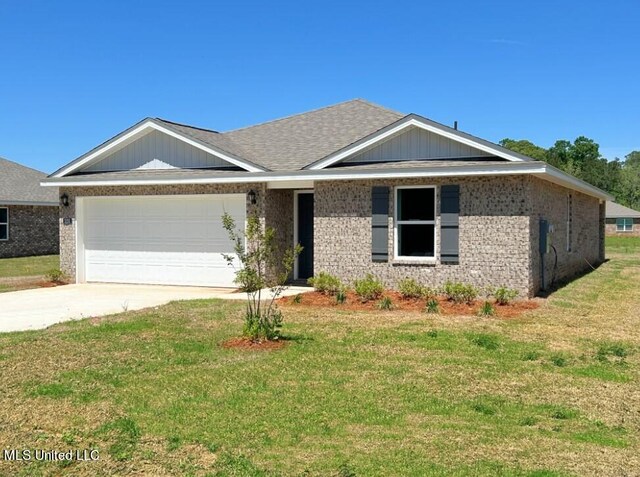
<box><xmin>394</xmin><ymin>187</ymin><xmax>436</xmax><ymax>259</ymax></box>
<box><xmin>371</xmin><ymin>187</ymin><xmax>389</xmax><ymax>262</ymax></box>
<box><xmin>440</xmin><ymin>185</ymin><xmax>459</xmax><ymax>263</ymax></box>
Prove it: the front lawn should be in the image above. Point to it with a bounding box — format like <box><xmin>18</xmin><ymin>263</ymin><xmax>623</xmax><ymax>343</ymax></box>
<box><xmin>0</xmin><ymin>254</ymin><xmax>59</xmax><ymax>278</ymax></box>
<box><xmin>0</xmin><ymin>239</ymin><xmax>638</xmax><ymax>476</ymax></box>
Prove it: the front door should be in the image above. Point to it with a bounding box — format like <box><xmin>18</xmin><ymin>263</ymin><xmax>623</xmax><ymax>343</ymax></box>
<box><xmin>296</xmin><ymin>192</ymin><xmax>314</xmax><ymax>280</ymax></box>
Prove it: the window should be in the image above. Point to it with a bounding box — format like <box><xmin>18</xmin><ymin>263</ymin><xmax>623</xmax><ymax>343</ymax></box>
<box><xmin>566</xmin><ymin>194</ymin><xmax>573</xmax><ymax>252</ymax></box>
<box><xmin>0</xmin><ymin>208</ymin><xmax>7</xmax><ymax>241</ymax></box>
<box><xmin>616</xmin><ymin>218</ymin><xmax>633</xmax><ymax>232</ymax></box>
<box><xmin>394</xmin><ymin>186</ymin><xmax>435</xmax><ymax>259</ymax></box>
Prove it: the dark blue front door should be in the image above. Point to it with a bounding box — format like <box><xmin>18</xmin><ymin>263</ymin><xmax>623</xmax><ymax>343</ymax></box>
<box><xmin>297</xmin><ymin>193</ymin><xmax>314</xmax><ymax>279</ymax></box>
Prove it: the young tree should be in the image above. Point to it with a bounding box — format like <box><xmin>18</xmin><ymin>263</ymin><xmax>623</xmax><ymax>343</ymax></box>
<box><xmin>222</xmin><ymin>213</ymin><xmax>302</xmax><ymax>341</ymax></box>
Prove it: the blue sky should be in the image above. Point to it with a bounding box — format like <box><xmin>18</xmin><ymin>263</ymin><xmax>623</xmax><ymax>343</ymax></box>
<box><xmin>1</xmin><ymin>1</ymin><xmax>638</xmax><ymax>173</ymax></box>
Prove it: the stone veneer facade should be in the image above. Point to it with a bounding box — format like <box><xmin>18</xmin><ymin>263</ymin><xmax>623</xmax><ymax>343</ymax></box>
<box><xmin>314</xmin><ymin>175</ymin><xmax>603</xmax><ymax>297</ymax></box>
<box><xmin>59</xmin><ymin>175</ymin><xmax>603</xmax><ymax>297</ymax></box>
<box><xmin>0</xmin><ymin>205</ymin><xmax>59</xmax><ymax>258</ymax></box>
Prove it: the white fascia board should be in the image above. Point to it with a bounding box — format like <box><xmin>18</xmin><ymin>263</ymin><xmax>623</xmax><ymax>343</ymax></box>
<box><xmin>52</xmin><ymin>120</ymin><xmax>264</xmax><ymax>178</ymax></box>
<box><xmin>42</xmin><ymin>162</ymin><xmax>546</xmax><ymax>187</ymax></box>
<box><xmin>533</xmin><ymin>164</ymin><xmax>614</xmax><ymax>201</ymax></box>
<box><xmin>308</xmin><ymin>118</ymin><xmax>528</xmax><ymax>170</ymax></box>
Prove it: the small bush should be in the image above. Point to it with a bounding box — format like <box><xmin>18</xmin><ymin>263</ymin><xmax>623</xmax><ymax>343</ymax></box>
<box><xmin>421</xmin><ymin>286</ymin><xmax>438</xmax><ymax>301</ymax></box>
<box><xmin>377</xmin><ymin>296</ymin><xmax>394</xmax><ymax>310</ymax></box>
<box><xmin>425</xmin><ymin>299</ymin><xmax>440</xmax><ymax>314</ymax></box>
<box><xmin>353</xmin><ymin>274</ymin><xmax>384</xmax><ymax>302</ymax></box>
<box><xmin>398</xmin><ymin>278</ymin><xmax>424</xmax><ymax>299</ymax></box>
<box><xmin>443</xmin><ymin>281</ymin><xmax>478</xmax><ymax>304</ymax></box>
<box><xmin>335</xmin><ymin>288</ymin><xmax>347</xmax><ymax>304</ymax></box>
<box><xmin>308</xmin><ymin>272</ymin><xmax>343</xmax><ymax>295</ymax></box>
<box><xmin>46</xmin><ymin>268</ymin><xmax>66</xmax><ymax>284</ymax></box>
<box><xmin>477</xmin><ymin>301</ymin><xmax>496</xmax><ymax>317</ymax></box>
<box><xmin>469</xmin><ymin>333</ymin><xmax>499</xmax><ymax>350</ymax></box>
<box><xmin>292</xmin><ymin>294</ymin><xmax>302</xmax><ymax>304</ymax></box>
<box><xmin>493</xmin><ymin>286</ymin><xmax>519</xmax><ymax>305</ymax></box>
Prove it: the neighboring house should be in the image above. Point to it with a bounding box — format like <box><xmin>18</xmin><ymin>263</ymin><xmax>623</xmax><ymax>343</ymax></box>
<box><xmin>42</xmin><ymin>100</ymin><xmax>612</xmax><ymax>296</ymax></box>
<box><xmin>0</xmin><ymin>156</ymin><xmax>59</xmax><ymax>258</ymax></box>
<box><xmin>605</xmin><ymin>201</ymin><xmax>640</xmax><ymax>236</ymax></box>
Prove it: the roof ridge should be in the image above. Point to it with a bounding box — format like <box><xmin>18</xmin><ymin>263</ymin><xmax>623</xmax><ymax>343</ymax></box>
<box><xmin>155</xmin><ymin>118</ymin><xmax>220</xmax><ymax>134</ymax></box>
<box><xmin>223</xmin><ymin>99</ymin><xmax>402</xmax><ymax>134</ymax></box>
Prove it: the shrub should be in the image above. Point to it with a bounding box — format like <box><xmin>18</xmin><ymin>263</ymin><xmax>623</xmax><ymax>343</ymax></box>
<box><xmin>421</xmin><ymin>286</ymin><xmax>438</xmax><ymax>301</ymax></box>
<box><xmin>223</xmin><ymin>213</ymin><xmax>301</xmax><ymax>341</ymax></box>
<box><xmin>398</xmin><ymin>278</ymin><xmax>424</xmax><ymax>299</ymax></box>
<box><xmin>425</xmin><ymin>299</ymin><xmax>439</xmax><ymax>314</ymax></box>
<box><xmin>353</xmin><ymin>274</ymin><xmax>384</xmax><ymax>302</ymax></box>
<box><xmin>307</xmin><ymin>272</ymin><xmax>343</xmax><ymax>296</ymax></box>
<box><xmin>335</xmin><ymin>288</ymin><xmax>347</xmax><ymax>304</ymax></box>
<box><xmin>46</xmin><ymin>269</ymin><xmax>66</xmax><ymax>284</ymax></box>
<box><xmin>377</xmin><ymin>296</ymin><xmax>394</xmax><ymax>310</ymax></box>
<box><xmin>493</xmin><ymin>286</ymin><xmax>519</xmax><ymax>305</ymax></box>
<box><xmin>443</xmin><ymin>281</ymin><xmax>478</xmax><ymax>304</ymax></box>
<box><xmin>477</xmin><ymin>301</ymin><xmax>496</xmax><ymax>317</ymax></box>
<box><xmin>292</xmin><ymin>294</ymin><xmax>302</xmax><ymax>304</ymax></box>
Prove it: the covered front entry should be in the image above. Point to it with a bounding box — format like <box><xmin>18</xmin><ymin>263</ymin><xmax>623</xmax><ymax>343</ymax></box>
<box><xmin>77</xmin><ymin>194</ymin><xmax>245</xmax><ymax>287</ymax></box>
<box><xmin>295</xmin><ymin>191</ymin><xmax>314</xmax><ymax>280</ymax></box>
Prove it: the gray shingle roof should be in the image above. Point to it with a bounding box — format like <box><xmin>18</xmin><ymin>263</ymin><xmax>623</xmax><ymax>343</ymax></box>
<box><xmin>606</xmin><ymin>201</ymin><xmax>640</xmax><ymax>218</ymax></box>
<box><xmin>156</xmin><ymin>99</ymin><xmax>403</xmax><ymax>171</ymax></box>
<box><xmin>0</xmin><ymin>156</ymin><xmax>58</xmax><ymax>205</ymax></box>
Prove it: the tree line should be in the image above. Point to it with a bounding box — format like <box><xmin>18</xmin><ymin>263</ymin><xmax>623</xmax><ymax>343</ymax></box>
<box><xmin>500</xmin><ymin>137</ymin><xmax>640</xmax><ymax>210</ymax></box>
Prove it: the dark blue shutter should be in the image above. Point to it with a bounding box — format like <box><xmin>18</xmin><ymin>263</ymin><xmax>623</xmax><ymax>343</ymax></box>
<box><xmin>371</xmin><ymin>186</ymin><xmax>389</xmax><ymax>262</ymax></box>
<box><xmin>440</xmin><ymin>185</ymin><xmax>460</xmax><ymax>264</ymax></box>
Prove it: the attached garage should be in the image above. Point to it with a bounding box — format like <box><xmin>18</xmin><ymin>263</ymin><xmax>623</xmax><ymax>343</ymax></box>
<box><xmin>76</xmin><ymin>194</ymin><xmax>245</xmax><ymax>287</ymax></box>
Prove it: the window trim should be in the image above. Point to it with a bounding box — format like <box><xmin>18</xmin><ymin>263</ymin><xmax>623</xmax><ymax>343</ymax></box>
<box><xmin>0</xmin><ymin>207</ymin><xmax>8</xmax><ymax>241</ymax></box>
<box><xmin>393</xmin><ymin>185</ymin><xmax>437</xmax><ymax>261</ymax></box>
<box><xmin>616</xmin><ymin>217</ymin><xmax>633</xmax><ymax>232</ymax></box>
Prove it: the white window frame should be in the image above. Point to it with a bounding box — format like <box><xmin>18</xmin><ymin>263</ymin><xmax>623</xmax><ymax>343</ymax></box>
<box><xmin>393</xmin><ymin>185</ymin><xmax>436</xmax><ymax>261</ymax></box>
<box><xmin>0</xmin><ymin>207</ymin><xmax>8</xmax><ymax>241</ymax></box>
<box><xmin>616</xmin><ymin>218</ymin><xmax>633</xmax><ymax>232</ymax></box>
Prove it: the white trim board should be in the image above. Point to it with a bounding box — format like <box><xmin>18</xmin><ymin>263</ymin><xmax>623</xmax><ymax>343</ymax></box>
<box><xmin>52</xmin><ymin>119</ymin><xmax>266</xmax><ymax>177</ymax></box>
<box><xmin>41</xmin><ymin>162</ymin><xmax>613</xmax><ymax>201</ymax></box>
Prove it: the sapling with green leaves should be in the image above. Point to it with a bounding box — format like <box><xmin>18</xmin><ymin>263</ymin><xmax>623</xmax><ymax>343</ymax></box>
<box><xmin>222</xmin><ymin>213</ymin><xmax>302</xmax><ymax>341</ymax></box>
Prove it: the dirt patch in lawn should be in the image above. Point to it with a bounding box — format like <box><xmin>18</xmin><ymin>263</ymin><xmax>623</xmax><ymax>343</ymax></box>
<box><xmin>279</xmin><ymin>290</ymin><xmax>540</xmax><ymax>318</ymax></box>
<box><xmin>221</xmin><ymin>337</ymin><xmax>288</xmax><ymax>351</ymax></box>
<box><xmin>0</xmin><ymin>275</ymin><xmax>67</xmax><ymax>293</ymax></box>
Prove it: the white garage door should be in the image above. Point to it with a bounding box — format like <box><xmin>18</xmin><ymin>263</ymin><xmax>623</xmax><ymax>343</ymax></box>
<box><xmin>80</xmin><ymin>194</ymin><xmax>245</xmax><ymax>287</ymax></box>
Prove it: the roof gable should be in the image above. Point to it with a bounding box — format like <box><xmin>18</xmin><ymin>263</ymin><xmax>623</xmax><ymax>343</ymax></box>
<box><xmin>83</xmin><ymin>129</ymin><xmax>240</xmax><ymax>173</ymax></box>
<box><xmin>306</xmin><ymin>114</ymin><xmax>532</xmax><ymax>170</ymax></box>
<box><xmin>52</xmin><ymin>119</ymin><xmax>266</xmax><ymax>177</ymax></box>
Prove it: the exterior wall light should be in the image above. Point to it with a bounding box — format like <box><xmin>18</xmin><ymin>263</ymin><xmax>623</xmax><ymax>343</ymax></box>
<box><xmin>60</xmin><ymin>193</ymin><xmax>70</xmax><ymax>207</ymax></box>
<box><xmin>248</xmin><ymin>190</ymin><xmax>257</xmax><ymax>205</ymax></box>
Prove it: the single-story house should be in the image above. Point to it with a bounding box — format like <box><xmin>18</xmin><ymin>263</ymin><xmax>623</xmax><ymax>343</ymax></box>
<box><xmin>605</xmin><ymin>201</ymin><xmax>640</xmax><ymax>236</ymax></box>
<box><xmin>0</xmin><ymin>156</ymin><xmax>59</xmax><ymax>258</ymax></box>
<box><xmin>42</xmin><ymin>100</ymin><xmax>612</xmax><ymax>296</ymax></box>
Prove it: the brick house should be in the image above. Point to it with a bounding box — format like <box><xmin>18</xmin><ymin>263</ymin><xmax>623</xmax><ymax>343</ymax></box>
<box><xmin>42</xmin><ymin>100</ymin><xmax>611</xmax><ymax>296</ymax></box>
<box><xmin>605</xmin><ymin>201</ymin><xmax>640</xmax><ymax>236</ymax></box>
<box><xmin>0</xmin><ymin>156</ymin><xmax>59</xmax><ymax>258</ymax></box>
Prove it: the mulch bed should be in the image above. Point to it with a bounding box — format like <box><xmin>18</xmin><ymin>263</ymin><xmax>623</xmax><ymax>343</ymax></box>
<box><xmin>221</xmin><ymin>337</ymin><xmax>288</xmax><ymax>351</ymax></box>
<box><xmin>278</xmin><ymin>290</ymin><xmax>540</xmax><ymax>318</ymax></box>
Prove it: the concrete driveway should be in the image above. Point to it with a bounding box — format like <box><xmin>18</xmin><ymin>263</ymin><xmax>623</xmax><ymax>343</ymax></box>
<box><xmin>0</xmin><ymin>283</ymin><xmax>311</xmax><ymax>333</ymax></box>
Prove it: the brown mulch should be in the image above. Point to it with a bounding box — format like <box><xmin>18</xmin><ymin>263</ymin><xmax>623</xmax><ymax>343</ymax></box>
<box><xmin>0</xmin><ymin>275</ymin><xmax>66</xmax><ymax>292</ymax></box>
<box><xmin>279</xmin><ymin>290</ymin><xmax>540</xmax><ymax>318</ymax></box>
<box><xmin>221</xmin><ymin>337</ymin><xmax>288</xmax><ymax>350</ymax></box>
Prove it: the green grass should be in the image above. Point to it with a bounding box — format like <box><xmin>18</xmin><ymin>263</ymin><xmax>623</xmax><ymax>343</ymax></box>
<box><xmin>0</xmin><ymin>238</ymin><xmax>638</xmax><ymax>475</ymax></box>
<box><xmin>0</xmin><ymin>254</ymin><xmax>59</xmax><ymax>278</ymax></box>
